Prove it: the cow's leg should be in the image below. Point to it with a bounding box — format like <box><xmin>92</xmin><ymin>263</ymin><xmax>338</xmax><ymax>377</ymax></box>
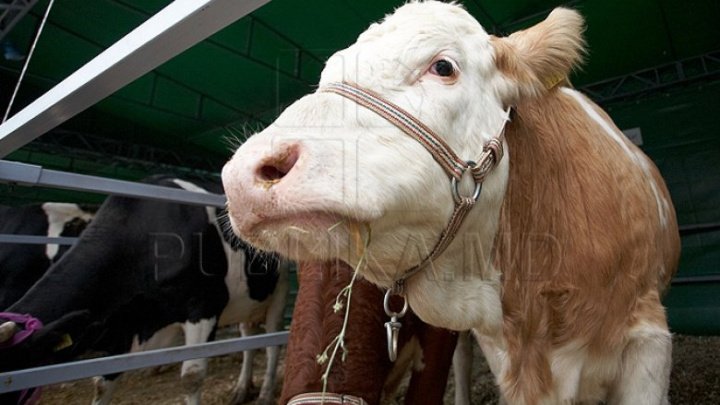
<box><xmin>609</xmin><ymin>322</ymin><xmax>672</xmax><ymax>405</ymax></box>
<box><xmin>230</xmin><ymin>322</ymin><xmax>260</xmax><ymax>405</ymax></box>
<box><xmin>453</xmin><ymin>331</ymin><xmax>473</xmax><ymax>405</ymax></box>
<box><xmin>91</xmin><ymin>374</ymin><xmax>122</xmax><ymax>405</ymax></box>
<box><xmin>473</xmin><ymin>330</ymin><xmax>508</xmax><ymax>405</ymax></box>
<box><xmin>181</xmin><ymin>318</ymin><xmax>217</xmax><ymax>405</ymax></box>
<box><xmin>404</xmin><ymin>327</ymin><xmax>457</xmax><ymax>405</ymax></box>
<box><xmin>140</xmin><ymin>324</ymin><xmax>183</xmax><ymax>376</ymax></box>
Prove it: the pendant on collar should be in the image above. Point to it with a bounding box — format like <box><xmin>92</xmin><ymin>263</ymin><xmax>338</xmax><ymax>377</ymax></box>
<box><xmin>383</xmin><ymin>288</ymin><xmax>408</xmax><ymax>361</ymax></box>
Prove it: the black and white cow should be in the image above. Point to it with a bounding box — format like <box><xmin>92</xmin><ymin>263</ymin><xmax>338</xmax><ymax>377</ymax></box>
<box><xmin>0</xmin><ymin>175</ymin><xmax>288</xmax><ymax>405</ymax></box>
<box><xmin>0</xmin><ymin>203</ymin><xmax>95</xmax><ymax>309</ymax></box>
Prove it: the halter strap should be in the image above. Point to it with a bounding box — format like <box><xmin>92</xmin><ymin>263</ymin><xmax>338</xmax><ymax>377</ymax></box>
<box><xmin>287</xmin><ymin>392</ymin><xmax>368</xmax><ymax>405</ymax></box>
<box><xmin>323</xmin><ymin>82</ymin><xmax>468</xmax><ymax>180</ymax></box>
<box><xmin>321</xmin><ymin>82</ymin><xmax>511</xmax><ymax>292</ymax></box>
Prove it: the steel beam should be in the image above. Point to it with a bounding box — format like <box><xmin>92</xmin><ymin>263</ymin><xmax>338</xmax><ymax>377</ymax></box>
<box><xmin>0</xmin><ymin>160</ymin><xmax>226</xmax><ymax>207</ymax></box>
<box><xmin>0</xmin><ymin>331</ymin><xmax>288</xmax><ymax>393</ymax></box>
<box><xmin>19</xmin><ymin>129</ymin><xmax>224</xmax><ymax>178</ymax></box>
<box><xmin>0</xmin><ymin>0</ymin><xmax>39</xmax><ymax>43</ymax></box>
<box><xmin>0</xmin><ymin>0</ymin><xmax>271</xmax><ymax>158</ymax></box>
<box><xmin>672</xmin><ymin>275</ymin><xmax>720</xmax><ymax>285</ymax></box>
<box><xmin>581</xmin><ymin>50</ymin><xmax>720</xmax><ymax>104</ymax></box>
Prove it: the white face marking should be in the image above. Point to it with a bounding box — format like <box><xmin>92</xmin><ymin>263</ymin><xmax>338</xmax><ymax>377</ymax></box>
<box><xmin>42</xmin><ymin>202</ymin><xmax>94</xmax><ymax>260</ymax></box>
<box><xmin>560</xmin><ymin>88</ymin><xmax>669</xmax><ymax>228</ymax></box>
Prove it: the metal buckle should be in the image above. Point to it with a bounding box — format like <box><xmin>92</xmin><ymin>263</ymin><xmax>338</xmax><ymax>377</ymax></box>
<box><xmin>383</xmin><ymin>289</ymin><xmax>408</xmax><ymax>362</ymax></box>
<box><xmin>451</xmin><ymin>161</ymin><xmax>482</xmax><ymax>203</ymax></box>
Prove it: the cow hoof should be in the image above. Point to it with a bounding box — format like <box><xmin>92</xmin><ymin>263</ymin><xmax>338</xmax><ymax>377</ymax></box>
<box><xmin>0</xmin><ymin>321</ymin><xmax>18</xmax><ymax>343</ymax></box>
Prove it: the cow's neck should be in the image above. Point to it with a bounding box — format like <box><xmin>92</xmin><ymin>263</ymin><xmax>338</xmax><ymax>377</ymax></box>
<box><xmin>405</xmin><ymin>255</ymin><xmax>504</xmax><ymax>334</ymax></box>
<box><xmin>402</xmin><ymin>88</ymin><xmax>580</xmax><ymax>335</ymax></box>
<box><xmin>403</xmin><ymin>159</ymin><xmax>508</xmax><ymax>334</ymax></box>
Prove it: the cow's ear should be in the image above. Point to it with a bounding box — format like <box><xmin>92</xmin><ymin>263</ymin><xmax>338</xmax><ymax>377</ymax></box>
<box><xmin>490</xmin><ymin>8</ymin><xmax>586</xmax><ymax>103</ymax></box>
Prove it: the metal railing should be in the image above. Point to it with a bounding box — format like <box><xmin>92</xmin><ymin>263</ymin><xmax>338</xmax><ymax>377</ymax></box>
<box><xmin>0</xmin><ymin>332</ymin><xmax>289</xmax><ymax>393</ymax></box>
<box><xmin>0</xmin><ymin>3</ymin><xmax>279</xmax><ymax>395</ymax></box>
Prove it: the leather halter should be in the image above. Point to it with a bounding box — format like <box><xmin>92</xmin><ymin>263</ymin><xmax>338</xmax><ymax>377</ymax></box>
<box><xmin>287</xmin><ymin>392</ymin><xmax>368</xmax><ymax>405</ymax></box>
<box><xmin>321</xmin><ymin>82</ymin><xmax>511</xmax><ymax>292</ymax></box>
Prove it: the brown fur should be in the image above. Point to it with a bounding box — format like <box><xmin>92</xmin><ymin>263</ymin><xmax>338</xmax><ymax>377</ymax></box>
<box><xmin>280</xmin><ymin>261</ymin><xmax>457</xmax><ymax>404</ymax></box>
<box><xmin>485</xmin><ymin>10</ymin><xmax>681</xmax><ymax>402</ymax></box>
<box><xmin>492</xmin><ymin>8</ymin><xmax>586</xmax><ymax>102</ymax></box>
<box><xmin>493</xmin><ymin>89</ymin><xmax>680</xmax><ymax>403</ymax></box>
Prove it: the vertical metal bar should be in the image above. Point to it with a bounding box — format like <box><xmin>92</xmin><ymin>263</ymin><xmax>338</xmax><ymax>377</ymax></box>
<box><xmin>0</xmin><ymin>0</ymin><xmax>40</xmax><ymax>43</ymax></box>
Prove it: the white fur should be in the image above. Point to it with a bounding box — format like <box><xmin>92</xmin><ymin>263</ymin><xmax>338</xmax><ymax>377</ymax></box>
<box><xmin>453</xmin><ymin>331</ymin><xmax>473</xmax><ymax>405</ymax></box>
<box><xmin>222</xmin><ymin>1</ymin><xmax>510</xmax><ymax>328</ymax></box>
<box><xmin>560</xmin><ymin>88</ymin><xmax>670</xmax><ymax>229</ymax></box>
<box><xmin>609</xmin><ymin>323</ymin><xmax>672</xmax><ymax>405</ymax></box>
<box><xmin>181</xmin><ymin>318</ymin><xmax>217</xmax><ymax>405</ymax></box>
<box><xmin>41</xmin><ymin>202</ymin><xmax>94</xmax><ymax>260</ymax></box>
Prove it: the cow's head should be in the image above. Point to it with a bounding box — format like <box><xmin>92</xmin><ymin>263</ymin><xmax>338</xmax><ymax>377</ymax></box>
<box><xmin>222</xmin><ymin>1</ymin><xmax>584</xmax><ymax>291</ymax></box>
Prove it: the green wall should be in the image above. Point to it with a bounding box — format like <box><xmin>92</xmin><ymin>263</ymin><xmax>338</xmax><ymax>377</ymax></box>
<box><xmin>606</xmin><ymin>81</ymin><xmax>720</xmax><ymax>334</ymax></box>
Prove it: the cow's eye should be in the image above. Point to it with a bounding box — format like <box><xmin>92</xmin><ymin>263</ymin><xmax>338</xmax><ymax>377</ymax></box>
<box><xmin>430</xmin><ymin>59</ymin><xmax>455</xmax><ymax>77</ymax></box>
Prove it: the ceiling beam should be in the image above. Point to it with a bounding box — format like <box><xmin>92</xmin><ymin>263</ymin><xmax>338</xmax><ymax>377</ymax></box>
<box><xmin>15</xmin><ymin>129</ymin><xmax>225</xmax><ymax>178</ymax></box>
<box><xmin>0</xmin><ymin>0</ymin><xmax>39</xmax><ymax>43</ymax></box>
<box><xmin>0</xmin><ymin>0</ymin><xmax>271</xmax><ymax>158</ymax></box>
<box><xmin>580</xmin><ymin>49</ymin><xmax>720</xmax><ymax>104</ymax></box>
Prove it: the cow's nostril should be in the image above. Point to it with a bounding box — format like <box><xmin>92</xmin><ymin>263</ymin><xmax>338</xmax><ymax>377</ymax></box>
<box><xmin>256</xmin><ymin>147</ymin><xmax>299</xmax><ymax>183</ymax></box>
<box><xmin>259</xmin><ymin>165</ymin><xmax>288</xmax><ymax>181</ymax></box>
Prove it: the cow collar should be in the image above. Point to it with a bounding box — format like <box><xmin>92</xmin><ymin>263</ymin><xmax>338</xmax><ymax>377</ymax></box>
<box><xmin>287</xmin><ymin>392</ymin><xmax>368</xmax><ymax>405</ymax></box>
<box><xmin>322</xmin><ymin>82</ymin><xmax>511</xmax><ymax>360</ymax></box>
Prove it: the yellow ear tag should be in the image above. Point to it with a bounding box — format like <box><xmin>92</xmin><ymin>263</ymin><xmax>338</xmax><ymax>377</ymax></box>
<box><xmin>53</xmin><ymin>333</ymin><xmax>73</xmax><ymax>352</ymax></box>
<box><xmin>544</xmin><ymin>73</ymin><xmax>565</xmax><ymax>89</ymax></box>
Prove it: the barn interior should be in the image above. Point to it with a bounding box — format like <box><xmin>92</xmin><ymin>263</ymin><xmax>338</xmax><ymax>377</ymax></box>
<box><xmin>0</xmin><ymin>0</ymin><xmax>717</xmax><ymax>376</ymax></box>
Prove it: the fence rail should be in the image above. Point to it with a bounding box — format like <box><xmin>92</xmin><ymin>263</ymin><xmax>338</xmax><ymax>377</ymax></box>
<box><xmin>0</xmin><ymin>160</ymin><xmax>226</xmax><ymax>208</ymax></box>
<box><xmin>0</xmin><ymin>331</ymin><xmax>289</xmax><ymax>393</ymax></box>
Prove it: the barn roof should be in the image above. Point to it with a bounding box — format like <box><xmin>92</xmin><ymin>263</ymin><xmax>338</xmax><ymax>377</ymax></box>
<box><xmin>0</xmin><ymin>0</ymin><xmax>717</xmax><ymax>201</ymax></box>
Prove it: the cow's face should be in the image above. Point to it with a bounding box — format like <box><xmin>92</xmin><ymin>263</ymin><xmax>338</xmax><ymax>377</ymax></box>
<box><xmin>222</xmin><ymin>1</ymin><xmax>584</xmax><ymax>287</ymax></box>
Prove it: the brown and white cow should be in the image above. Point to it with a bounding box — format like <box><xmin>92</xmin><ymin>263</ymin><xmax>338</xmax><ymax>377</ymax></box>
<box><xmin>222</xmin><ymin>2</ymin><xmax>680</xmax><ymax>404</ymax></box>
<box><xmin>281</xmin><ymin>261</ymin><xmax>460</xmax><ymax>405</ymax></box>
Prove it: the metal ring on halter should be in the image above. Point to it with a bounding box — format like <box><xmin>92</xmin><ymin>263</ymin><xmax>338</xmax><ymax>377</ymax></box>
<box><xmin>451</xmin><ymin>161</ymin><xmax>482</xmax><ymax>203</ymax></box>
<box><xmin>383</xmin><ymin>290</ymin><xmax>408</xmax><ymax>318</ymax></box>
